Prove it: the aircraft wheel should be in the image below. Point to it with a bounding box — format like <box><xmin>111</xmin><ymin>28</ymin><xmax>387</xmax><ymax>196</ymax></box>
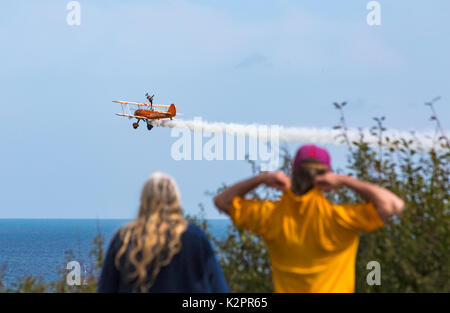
<box><xmin>133</xmin><ymin>122</ymin><xmax>139</xmax><ymax>129</ymax></box>
<box><xmin>147</xmin><ymin>124</ymin><xmax>153</xmax><ymax>131</ymax></box>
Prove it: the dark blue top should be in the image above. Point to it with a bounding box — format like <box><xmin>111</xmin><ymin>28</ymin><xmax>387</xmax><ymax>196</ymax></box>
<box><xmin>97</xmin><ymin>223</ymin><xmax>229</xmax><ymax>293</ymax></box>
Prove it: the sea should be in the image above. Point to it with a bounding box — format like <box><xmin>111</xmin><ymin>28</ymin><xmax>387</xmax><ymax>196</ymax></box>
<box><xmin>0</xmin><ymin>219</ymin><xmax>231</xmax><ymax>288</ymax></box>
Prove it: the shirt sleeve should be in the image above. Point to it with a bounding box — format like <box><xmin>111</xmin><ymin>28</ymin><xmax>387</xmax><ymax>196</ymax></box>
<box><xmin>97</xmin><ymin>232</ymin><xmax>121</xmax><ymax>293</ymax></box>
<box><xmin>229</xmin><ymin>196</ymin><xmax>276</xmax><ymax>237</ymax></box>
<box><xmin>331</xmin><ymin>201</ymin><xmax>384</xmax><ymax>234</ymax></box>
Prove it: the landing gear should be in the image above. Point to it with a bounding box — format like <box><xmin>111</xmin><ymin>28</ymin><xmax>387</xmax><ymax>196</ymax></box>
<box><xmin>132</xmin><ymin>119</ymin><xmax>153</xmax><ymax>131</ymax></box>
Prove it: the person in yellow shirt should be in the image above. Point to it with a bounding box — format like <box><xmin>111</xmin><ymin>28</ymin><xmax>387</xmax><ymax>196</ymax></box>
<box><xmin>214</xmin><ymin>144</ymin><xmax>405</xmax><ymax>293</ymax></box>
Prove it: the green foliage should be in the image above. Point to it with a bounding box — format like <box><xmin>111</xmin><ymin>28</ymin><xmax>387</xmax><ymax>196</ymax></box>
<box><xmin>213</xmin><ymin>225</ymin><xmax>273</xmax><ymax>292</ymax></box>
<box><xmin>0</xmin><ymin>265</ymin><xmax>6</xmax><ymax>292</ymax></box>
<box><xmin>11</xmin><ymin>277</ymin><xmax>48</xmax><ymax>293</ymax></box>
<box><xmin>351</xmin><ymin>143</ymin><xmax>449</xmax><ymax>292</ymax></box>
<box><xmin>332</xmin><ymin>101</ymin><xmax>449</xmax><ymax>292</ymax></box>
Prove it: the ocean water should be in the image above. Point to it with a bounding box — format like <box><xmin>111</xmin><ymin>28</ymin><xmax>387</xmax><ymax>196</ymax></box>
<box><xmin>0</xmin><ymin>219</ymin><xmax>231</xmax><ymax>288</ymax></box>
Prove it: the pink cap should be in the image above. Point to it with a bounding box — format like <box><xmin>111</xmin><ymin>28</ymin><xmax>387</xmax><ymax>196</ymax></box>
<box><xmin>293</xmin><ymin>144</ymin><xmax>332</xmax><ymax>170</ymax></box>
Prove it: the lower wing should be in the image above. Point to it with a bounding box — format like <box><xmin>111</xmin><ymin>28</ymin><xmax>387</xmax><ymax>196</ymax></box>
<box><xmin>116</xmin><ymin>113</ymin><xmax>180</xmax><ymax>121</ymax></box>
<box><xmin>115</xmin><ymin>113</ymin><xmax>148</xmax><ymax>120</ymax></box>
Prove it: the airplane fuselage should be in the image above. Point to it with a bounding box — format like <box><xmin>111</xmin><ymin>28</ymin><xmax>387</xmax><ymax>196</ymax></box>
<box><xmin>134</xmin><ymin>109</ymin><xmax>173</xmax><ymax>119</ymax></box>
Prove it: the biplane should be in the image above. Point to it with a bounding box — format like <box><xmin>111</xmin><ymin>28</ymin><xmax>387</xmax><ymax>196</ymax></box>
<box><xmin>113</xmin><ymin>99</ymin><xmax>180</xmax><ymax>131</ymax></box>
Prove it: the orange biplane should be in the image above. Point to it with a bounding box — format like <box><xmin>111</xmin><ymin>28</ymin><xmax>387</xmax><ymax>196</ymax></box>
<box><xmin>113</xmin><ymin>99</ymin><xmax>180</xmax><ymax>131</ymax></box>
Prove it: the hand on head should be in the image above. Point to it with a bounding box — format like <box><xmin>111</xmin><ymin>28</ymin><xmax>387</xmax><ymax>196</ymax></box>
<box><xmin>314</xmin><ymin>171</ymin><xmax>343</xmax><ymax>192</ymax></box>
<box><xmin>260</xmin><ymin>170</ymin><xmax>344</xmax><ymax>194</ymax></box>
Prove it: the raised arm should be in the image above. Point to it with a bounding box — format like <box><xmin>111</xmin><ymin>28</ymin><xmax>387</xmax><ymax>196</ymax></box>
<box><xmin>213</xmin><ymin>171</ymin><xmax>290</xmax><ymax>215</ymax></box>
<box><xmin>315</xmin><ymin>172</ymin><xmax>405</xmax><ymax>222</ymax></box>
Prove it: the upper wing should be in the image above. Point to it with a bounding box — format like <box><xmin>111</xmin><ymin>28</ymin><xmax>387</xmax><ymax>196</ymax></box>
<box><xmin>112</xmin><ymin>100</ymin><xmax>179</xmax><ymax>108</ymax></box>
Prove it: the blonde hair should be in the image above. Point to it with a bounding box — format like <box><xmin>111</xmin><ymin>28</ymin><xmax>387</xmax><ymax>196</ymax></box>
<box><xmin>114</xmin><ymin>172</ymin><xmax>187</xmax><ymax>292</ymax></box>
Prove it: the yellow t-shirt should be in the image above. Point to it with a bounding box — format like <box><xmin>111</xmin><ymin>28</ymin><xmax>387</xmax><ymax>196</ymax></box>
<box><xmin>229</xmin><ymin>187</ymin><xmax>384</xmax><ymax>293</ymax></box>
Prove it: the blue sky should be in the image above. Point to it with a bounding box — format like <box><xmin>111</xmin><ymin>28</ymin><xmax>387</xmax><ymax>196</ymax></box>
<box><xmin>0</xmin><ymin>0</ymin><xmax>449</xmax><ymax>218</ymax></box>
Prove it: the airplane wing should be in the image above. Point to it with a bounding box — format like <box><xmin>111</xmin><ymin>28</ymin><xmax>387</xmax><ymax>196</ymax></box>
<box><xmin>112</xmin><ymin>100</ymin><xmax>179</xmax><ymax>108</ymax></box>
<box><xmin>115</xmin><ymin>113</ymin><xmax>149</xmax><ymax>120</ymax></box>
<box><xmin>116</xmin><ymin>113</ymin><xmax>181</xmax><ymax>120</ymax></box>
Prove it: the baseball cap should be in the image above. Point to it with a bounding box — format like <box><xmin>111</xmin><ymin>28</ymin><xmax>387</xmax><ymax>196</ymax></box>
<box><xmin>293</xmin><ymin>144</ymin><xmax>332</xmax><ymax>170</ymax></box>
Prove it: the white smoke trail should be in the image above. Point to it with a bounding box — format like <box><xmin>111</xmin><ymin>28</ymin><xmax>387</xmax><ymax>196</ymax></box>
<box><xmin>149</xmin><ymin>118</ymin><xmax>449</xmax><ymax>152</ymax></box>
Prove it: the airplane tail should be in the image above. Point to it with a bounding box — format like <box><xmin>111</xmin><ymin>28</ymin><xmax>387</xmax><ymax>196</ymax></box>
<box><xmin>168</xmin><ymin>104</ymin><xmax>176</xmax><ymax>116</ymax></box>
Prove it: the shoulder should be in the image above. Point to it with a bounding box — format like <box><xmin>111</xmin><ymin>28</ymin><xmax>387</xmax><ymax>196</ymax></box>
<box><xmin>108</xmin><ymin>223</ymin><xmax>135</xmax><ymax>251</ymax></box>
<box><xmin>107</xmin><ymin>228</ymin><xmax>124</xmax><ymax>252</ymax></box>
<box><xmin>231</xmin><ymin>196</ymin><xmax>278</xmax><ymax>214</ymax></box>
<box><xmin>183</xmin><ymin>223</ymin><xmax>209</xmax><ymax>242</ymax></box>
<box><xmin>181</xmin><ymin>223</ymin><xmax>214</xmax><ymax>253</ymax></box>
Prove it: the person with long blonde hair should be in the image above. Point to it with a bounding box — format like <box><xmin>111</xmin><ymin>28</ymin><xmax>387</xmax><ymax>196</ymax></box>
<box><xmin>98</xmin><ymin>172</ymin><xmax>228</xmax><ymax>292</ymax></box>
